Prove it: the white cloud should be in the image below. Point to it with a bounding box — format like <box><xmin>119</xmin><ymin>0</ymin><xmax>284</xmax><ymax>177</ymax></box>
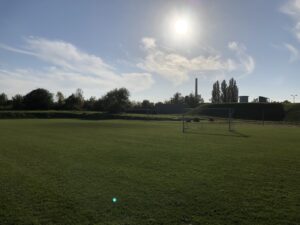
<box><xmin>0</xmin><ymin>37</ymin><xmax>154</xmax><ymax>96</ymax></box>
<box><xmin>141</xmin><ymin>37</ymin><xmax>156</xmax><ymax>49</ymax></box>
<box><xmin>280</xmin><ymin>1</ymin><xmax>300</xmax><ymax>63</ymax></box>
<box><xmin>137</xmin><ymin>38</ymin><xmax>254</xmax><ymax>85</ymax></box>
<box><xmin>228</xmin><ymin>41</ymin><xmax>255</xmax><ymax>75</ymax></box>
<box><xmin>0</xmin><ymin>43</ymin><xmax>36</xmax><ymax>56</ymax></box>
<box><xmin>0</xmin><ymin>67</ymin><xmax>153</xmax><ymax>97</ymax></box>
<box><xmin>0</xmin><ymin>36</ymin><xmax>255</xmax><ymax>96</ymax></box>
<box><xmin>281</xmin><ymin>0</ymin><xmax>300</xmax><ymax>42</ymax></box>
<box><xmin>284</xmin><ymin>43</ymin><xmax>299</xmax><ymax>62</ymax></box>
<box><xmin>281</xmin><ymin>0</ymin><xmax>300</xmax><ymax>17</ymax></box>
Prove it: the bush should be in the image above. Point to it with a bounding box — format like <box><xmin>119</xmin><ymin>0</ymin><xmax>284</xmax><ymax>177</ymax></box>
<box><xmin>193</xmin><ymin>118</ymin><xmax>200</xmax><ymax>122</ymax></box>
<box><xmin>102</xmin><ymin>88</ymin><xmax>130</xmax><ymax>113</ymax></box>
<box><xmin>12</xmin><ymin>95</ymin><xmax>25</xmax><ymax>110</ymax></box>
<box><xmin>0</xmin><ymin>93</ymin><xmax>8</xmax><ymax>106</ymax></box>
<box><xmin>23</xmin><ymin>89</ymin><xmax>53</xmax><ymax>110</ymax></box>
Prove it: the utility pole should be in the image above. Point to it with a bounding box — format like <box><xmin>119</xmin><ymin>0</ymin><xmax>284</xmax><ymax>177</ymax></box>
<box><xmin>262</xmin><ymin>109</ymin><xmax>265</xmax><ymax>126</ymax></box>
<box><xmin>291</xmin><ymin>94</ymin><xmax>298</xmax><ymax>103</ymax></box>
<box><xmin>182</xmin><ymin>114</ymin><xmax>185</xmax><ymax>133</ymax></box>
<box><xmin>228</xmin><ymin>108</ymin><xmax>233</xmax><ymax>132</ymax></box>
<box><xmin>195</xmin><ymin>78</ymin><xmax>198</xmax><ymax>99</ymax></box>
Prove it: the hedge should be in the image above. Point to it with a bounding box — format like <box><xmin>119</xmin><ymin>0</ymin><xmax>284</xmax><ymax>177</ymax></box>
<box><xmin>189</xmin><ymin>103</ymin><xmax>285</xmax><ymax>121</ymax></box>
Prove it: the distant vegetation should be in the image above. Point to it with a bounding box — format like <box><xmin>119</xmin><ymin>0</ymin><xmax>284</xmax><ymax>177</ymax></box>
<box><xmin>0</xmin><ymin>79</ymin><xmax>298</xmax><ymax>121</ymax></box>
<box><xmin>0</xmin><ymin>88</ymin><xmax>131</xmax><ymax>113</ymax></box>
<box><xmin>283</xmin><ymin>103</ymin><xmax>300</xmax><ymax>122</ymax></box>
<box><xmin>211</xmin><ymin>78</ymin><xmax>239</xmax><ymax>103</ymax></box>
<box><xmin>0</xmin><ymin>88</ymin><xmax>203</xmax><ymax>113</ymax></box>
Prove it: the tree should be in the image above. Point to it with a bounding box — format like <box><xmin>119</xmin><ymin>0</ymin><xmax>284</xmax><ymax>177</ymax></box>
<box><xmin>56</xmin><ymin>91</ymin><xmax>65</xmax><ymax>103</ymax></box>
<box><xmin>12</xmin><ymin>94</ymin><xmax>24</xmax><ymax>110</ymax></box>
<box><xmin>170</xmin><ymin>92</ymin><xmax>184</xmax><ymax>104</ymax></box>
<box><xmin>64</xmin><ymin>89</ymin><xmax>84</xmax><ymax>110</ymax></box>
<box><xmin>211</xmin><ymin>81</ymin><xmax>220</xmax><ymax>103</ymax></box>
<box><xmin>75</xmin><ymin>88</ymin><xmax>84</xmax><ymax>105</ymax></box>
<box><xmin>65</xmin><ymin>95</ymin><xmax>81</xmax><ymax>110</ymax></box>
<box><xmin>212</xmin><ymin>78</ymin><xmax>238</xmax><ymax>103</ymax></box>
<box><xmin>226</xmin><ymin>78</ymin><xmax>238</xmax><ymax>103</ymax></box>
<box><xmin>141</xmin><ymin>100</ymin><xmax>154</xmax><ymax>108</ymax></box>
<box><xmin>232</xmin><ymin>79</ymin><xmax>239</xmax><ymax>103</ymax></box>
<box><xmin>155</xmin><ymin>102</ymin><xmax>163</xmax><ymax>107</ymax></box>
<box><xmin>23</xmin><ymin>88</ymin><xmax>53</xmax><ymax>110</ymax></box>
<box><xmin>220</xmin><ymin>80</ymin><xmax>228</xmax><ymax>103</ymax></box>
<box><xmin>0</xmin><ymin>93</ymin><xmax>8</xmax><ymax>106</ymax></box>
<box><xmin>55</xmin><ymin>91</ymin><xmax>65</xmax><ymax>109</ymax></box>
<box><xmin>84</xmin><ymin>97</ymin><xmax>97</xmax><ymax>110</ymax></box>
<box><xmin>102</xmin><ymin>88</ymin><xmax>130</xmax><ymax>113</ymax></box>
<box><xmin>130</xmin><ymin>101</ymin><xmax>142</xmax><ymax>109</ymax></box>
<box><xmin>94</xmin><ymin>98</ymin><xmax>104</xmax><ymax>111</ymax></box>
<box><xmin>227</xmin><ymin>78</ymin><xmax>234</xmax><ymax>102</ymax></box>
<box><xmin>211</xmin><ymin>82</ymin><xmax>216</xmax><ymax>103</ymax></box>
<box><xmin>184</xmin><ymin>93</ymin><xmax>203</xmax><ymax>107</ymax></box>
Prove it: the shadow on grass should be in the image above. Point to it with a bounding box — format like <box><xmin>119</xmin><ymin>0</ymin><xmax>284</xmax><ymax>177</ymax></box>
<box><xmin>80</xmin><ymin>113</ymin><xmax>180</xmax><ymax>121</ymax></box>
<box><xmin>186</xmin><ymin>130</ymin><xmax>250</xmax><ymax>138</ymax></box>
<box><xmin>230</xmin><ymin>130</ymin><xmax>250</xmax><ymax>138</ymax></box>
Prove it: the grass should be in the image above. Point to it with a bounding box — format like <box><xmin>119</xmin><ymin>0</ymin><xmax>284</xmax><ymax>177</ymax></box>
<box><xmin>0</xmin><ymin>111</ymin><xmax>181</xmax><ymax>121</ymax></box>
<box><xmin>0</xmin><ymin>119</ymin><xmax>299</xmax><ymax>225</ymax></box>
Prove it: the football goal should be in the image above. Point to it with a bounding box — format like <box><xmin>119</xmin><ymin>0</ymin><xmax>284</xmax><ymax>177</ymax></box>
<box><xmin>182</xmin><ymin>108</ymin><xmax>235</xmax><ymax>133</ymax></box>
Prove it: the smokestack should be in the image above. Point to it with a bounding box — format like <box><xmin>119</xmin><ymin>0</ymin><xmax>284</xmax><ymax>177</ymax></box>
<box><xmin>195</xmin><ymin>78</ymin><xmax>198</xmax><ymax>98</ymax></box>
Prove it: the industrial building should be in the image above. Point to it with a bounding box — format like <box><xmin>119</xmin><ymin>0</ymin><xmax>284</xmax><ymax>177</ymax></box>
<box><xmin>258</xmin><ymin>96</ymin><xmax>268</xmax><ymax>103</ymax></box>
<box><xmin>239</xmin><ymin>96</ymin><xmax>249</xmax><ymax>103</ymax></box>
<box><xmin>239</xmin><ymin>96</ymin><xmax>269</xmax><ymax>103</ymax></box>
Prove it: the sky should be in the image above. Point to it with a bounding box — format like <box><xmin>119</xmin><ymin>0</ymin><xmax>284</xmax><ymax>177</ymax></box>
<box><xmin>0</xmin><ymin>0</ymin><xmax>299</xmax><ymax>102</ymax></box>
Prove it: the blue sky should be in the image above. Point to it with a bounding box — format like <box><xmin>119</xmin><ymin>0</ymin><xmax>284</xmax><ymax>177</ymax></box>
<box><xmin>0</xmin><ymin>0</ymin><xmax>299</xmax><ymax>102</ymax></box>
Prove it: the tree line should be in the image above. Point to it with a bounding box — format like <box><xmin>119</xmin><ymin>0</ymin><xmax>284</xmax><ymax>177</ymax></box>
<box><xmin>0</xmin><ymin>88</ymin><xmax>130</xmax><ymax>113</ymax></box>
<box><xmin>130</xmin><ymin>92</ymin><xmax>204</xmax><ymax>111</ymax></box>
<box><xmin>0</xmin><ymin>88</ymin><xmax>204</xmax><ymax>113</ymax></box>
<box><xmin>211</xmin><ymin>78</ymin><xmax>239</xmax><ymax>103</ymax></box>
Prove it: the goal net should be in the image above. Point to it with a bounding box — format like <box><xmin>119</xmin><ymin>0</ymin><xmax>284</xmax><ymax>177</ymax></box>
<box><xmin>182</xmin><ymin>108</ymin><xmax>235</xmax><ymax>133</ymax></box>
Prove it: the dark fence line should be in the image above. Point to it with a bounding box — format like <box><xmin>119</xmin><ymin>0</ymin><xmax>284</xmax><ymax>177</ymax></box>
<box><xmin>191</xmin><ymin>103</ymin><xmax>286</xmax><ymax>121</ymax></box>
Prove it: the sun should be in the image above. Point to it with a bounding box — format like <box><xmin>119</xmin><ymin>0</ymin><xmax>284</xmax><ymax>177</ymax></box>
<box><xmin>174</xmin><ymin>17</ymin><xmax>189</xmax><ymax>35</ymax></box>
<box><xmin>166</xmin><ymin>11</ymin><xmax>198</xmax><ymax>45</ymax></box>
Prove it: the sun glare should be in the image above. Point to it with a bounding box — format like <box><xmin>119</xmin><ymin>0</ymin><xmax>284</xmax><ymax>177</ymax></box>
<box><xmin>174</xmin><ymin>17</ymin><xmax>189</xmax><ymax>35</ymax></box>
<box><xmin>164</xmin><ymin>11</ymin><xmax>199</xmax><ymax>46</ymax></box>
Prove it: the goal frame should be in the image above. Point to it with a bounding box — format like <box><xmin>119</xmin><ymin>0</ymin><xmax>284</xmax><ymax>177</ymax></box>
<box><xmin>182</xmin><ymin>108</ymin><xmax>234</xmax><ymax>133</ymax></box>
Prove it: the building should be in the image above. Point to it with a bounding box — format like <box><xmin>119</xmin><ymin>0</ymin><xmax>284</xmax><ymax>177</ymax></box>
<box><xmin>239</xmin><ymin>96</ymin><xmax>249</xmax><ymax>103</ymax></box>
<box><xmin>258</xmin><ymin>96</ymin><xmax>268</xmax><ymax>103</ymax></box>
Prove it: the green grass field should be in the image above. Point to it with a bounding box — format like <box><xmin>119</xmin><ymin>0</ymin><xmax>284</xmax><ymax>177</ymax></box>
<box><xmin>0</xmin><ymin>119</ymin><xmax>299</xmax><ymax>225</ymax></box>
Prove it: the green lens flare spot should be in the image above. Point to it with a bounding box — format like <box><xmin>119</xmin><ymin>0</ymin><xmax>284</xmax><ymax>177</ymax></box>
<box><xmin>112</xmin><ymin>197</ymin><xmax>117</xmax><ymax>203</ymax></box>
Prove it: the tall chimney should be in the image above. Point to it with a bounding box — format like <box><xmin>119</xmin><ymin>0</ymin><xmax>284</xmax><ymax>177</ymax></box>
<box><xmin>195</xmin><ymin>78</ymin><xmax>198</xmax><ymax>98</ymax></box>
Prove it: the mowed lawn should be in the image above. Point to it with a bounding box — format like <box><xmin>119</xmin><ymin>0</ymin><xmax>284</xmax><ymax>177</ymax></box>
<box><xmin>0</xmin><ymin>119</ymin><xmax>299</xmax><ymax>225</ymax></box>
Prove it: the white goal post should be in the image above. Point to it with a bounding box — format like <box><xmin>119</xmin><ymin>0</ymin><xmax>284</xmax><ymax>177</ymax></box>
<box><xmin>182</xmin><ymin>107</ymin><xmax>234</xmax><ymax>133</ymax></box>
